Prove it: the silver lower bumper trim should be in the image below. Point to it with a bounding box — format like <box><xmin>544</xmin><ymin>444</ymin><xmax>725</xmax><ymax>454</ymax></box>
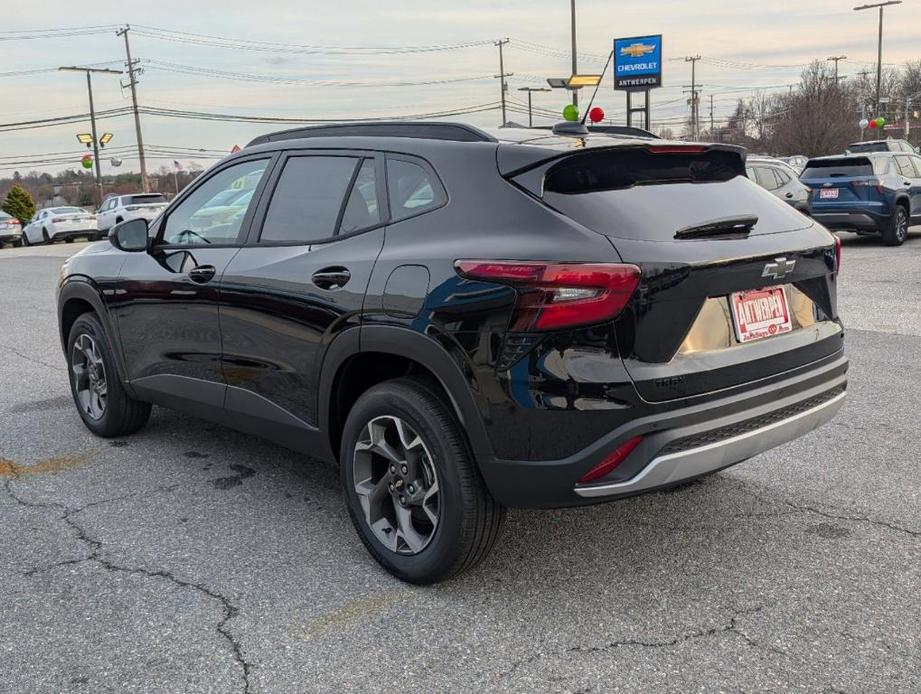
<box><xmin>574</xmin><ymin>391</ymin><xmax>846</xmax><ymax>498</ymax></box>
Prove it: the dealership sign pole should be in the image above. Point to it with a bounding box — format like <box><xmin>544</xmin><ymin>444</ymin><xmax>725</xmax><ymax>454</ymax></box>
<box><xmin>613</xmin><ymin>35</ymin><xmax>663</xmax><ymax>130</ymax></box>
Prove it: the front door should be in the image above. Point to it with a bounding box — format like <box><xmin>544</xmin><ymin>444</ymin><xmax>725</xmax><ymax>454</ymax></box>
<box><xmin>111</xmin><ymin>156</ymin><xmax>273</xmax><ymax>411</ymax></box>
<box><xmin>218</xmin><ymin>151</ymin><xmax>386</xmax><ymax>435</ymax></box>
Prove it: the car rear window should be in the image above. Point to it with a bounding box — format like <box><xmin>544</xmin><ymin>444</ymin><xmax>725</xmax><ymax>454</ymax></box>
<box><xmin>125</xmin><ymin>194</ymin><xmax>167</xmax><ymax>205</ymax></box>
<box><xmin>847</xmin><ymin>142</ymin><xmax>889</xmax><ymax>153</ymax></box>
<box><xmin>51</xmin><ymin>207</ymin><xmax>84</xmax><ymax>214</ymax></box>
<box><xmin>801</xmin><ymin>158</ymin><xmax>879</xmax><ymax>179</ymax></box>
<box><xmin>539</xmin><ymin>148</ymin><xmax>807</xmax><ymax>241</ymax></box>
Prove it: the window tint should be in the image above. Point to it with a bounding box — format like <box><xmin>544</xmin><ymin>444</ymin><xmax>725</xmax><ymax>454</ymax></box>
<box><xmin>773</xmin><ymin>168</ymin><xmax>791</xmax><ymax>185</ymax></box>
<box><xmin>260</xmin><ymin>156</ymin><xmax>361</xmax><ymax>243</ymax></box>
<box><xmin>125</xmin><ymin>194</ymin><xmax>168</xmax><ymax>206</ymax></box>
<box><xmin>162</xmin><ymin>158</ymin><xmax>268</xmax><ymax>246</ymax></box>
<box><xmin>339</xmin><ymin>159</ymin><xmax>380</xmax><ymax>234</ymax></box>
<box><xmin>753</xmin><ymin>167</ymin><xmax>778</xmax><ymax>190</ymax></box>
<box><xmin>387</xmin><ymin>158</ymin><xmax>444</xmax><ymax>221</ymax></box>
<box><xmin>895</xmin><ymin>155</ymin><xmax>918</xmax><ymax>177</ymax></box>
<box><xmin>802</xmin><ymin>158</ymin><xmax>875</xmax><ymax>179</ymax></box>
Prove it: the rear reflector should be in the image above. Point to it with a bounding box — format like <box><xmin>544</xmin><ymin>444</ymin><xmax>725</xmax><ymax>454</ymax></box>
<box><xmin>579</xmin><ymin>436</ymin><xmax>644</xmax><ymax>483</ymax></box>
<box><xmin>455</xmin><ymin>261</ymin><xmax>641</xmax><ymax>331</ymax></box>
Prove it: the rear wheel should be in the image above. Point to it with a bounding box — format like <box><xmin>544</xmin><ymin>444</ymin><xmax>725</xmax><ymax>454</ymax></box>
<box><xmin>340</xmin><ymin>378</ymin><xmax>504</xmax><ymax>584</ymax></box>
<box><xmin>11</xmin><ymin>239</ymin><xmax>22</xmax><ymax>248</ymax></box>
<box><xmin>67</xmin><ymin>313</ymin><xmax>151</xmax><ymax>437</ymax></box>
<box><xmin>882</xmin><ymin>205</ymin><xmax>909</xmax><ymax>246</ymax></box>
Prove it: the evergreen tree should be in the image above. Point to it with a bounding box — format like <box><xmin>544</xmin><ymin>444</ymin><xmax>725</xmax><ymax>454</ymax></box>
<box><xmin>1</xmin><ymin>184</ymin><xmax>36</xmax><ymax>223</ymax></box>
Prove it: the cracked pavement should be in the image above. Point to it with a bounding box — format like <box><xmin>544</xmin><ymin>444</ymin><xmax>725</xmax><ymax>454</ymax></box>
<box><xmin>1</xmin><ymin>235</ymin><xmax>919</xmax><ymax>693</ymax></box>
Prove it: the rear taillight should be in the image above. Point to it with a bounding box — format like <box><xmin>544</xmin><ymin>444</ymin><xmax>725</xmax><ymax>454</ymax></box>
<box><xmin>455</xmin><ymin>261</ymin><xmax>641</xmax><ymax>332</ymax></box>
<box><xmin>51</xmin><ymin>217</ymin><xmax>64</xmax><ymax>223</ymax></box>
<box><xmin>10</xmin><ymin>218</ymin><xmax>19</xmax><ymax>225</ymax></box>
<box><xmin>579</xmin><ymin>436</ymin><xmax>644</xmax><ymax>483</ymax></box>
<box><xmin>834</xmin><ymin>235</ymin><xmax>842</xmax><ymax>274</ymax></box>
<box><xmin>853</xmin><ymin>179</ymin><xmax>886</xmax><ymax>194</ymax></box>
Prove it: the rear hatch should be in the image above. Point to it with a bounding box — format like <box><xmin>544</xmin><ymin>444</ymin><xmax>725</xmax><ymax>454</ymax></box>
<box><xmin>506</xmin><ymin>143</ymin><xmax>841</xmax><ymax>402</ymax></box>
<box><xmin>801</xmin><ymin>156</ymin><xmax>888</xmax><ymax>211</ymax></box>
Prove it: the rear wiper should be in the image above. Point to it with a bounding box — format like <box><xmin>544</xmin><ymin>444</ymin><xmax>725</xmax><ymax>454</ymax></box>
<box><xmin>674</xmin><ymin>215</ymin><xmax>758</xmax><ymax>240</ymax></box>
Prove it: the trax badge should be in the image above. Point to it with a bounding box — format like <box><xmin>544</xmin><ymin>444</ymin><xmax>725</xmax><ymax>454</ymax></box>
<box><xmin>619</xmin><ymin>42</ymin><xmax>656</xmax><ymax>58</ymax></box>
<box><xmin>762</xmin><ymin>257</ymin><xmax>796</xmax><ymax>280</ymax></box>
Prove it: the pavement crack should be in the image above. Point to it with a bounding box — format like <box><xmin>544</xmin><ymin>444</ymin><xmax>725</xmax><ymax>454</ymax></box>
<box><xmin>4</xmin><ymin>477</ymin><xmax>251</xmax><ymax>693</ymax></box>
<box><xmin>0</xmin><ymin>340</ymin><xmax>64</xmax><ymax>371</ymax></box>
<box><xmin>780</xmin><ymin>500</ymin><xmax>920</xmax><ymax>538</ymax></box>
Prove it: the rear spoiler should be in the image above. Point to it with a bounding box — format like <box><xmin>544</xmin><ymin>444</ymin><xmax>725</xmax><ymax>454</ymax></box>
<box><xmin>503</xmin><ymin>143</ymin><xmax>748</xmax><ymax>198</ymax></box>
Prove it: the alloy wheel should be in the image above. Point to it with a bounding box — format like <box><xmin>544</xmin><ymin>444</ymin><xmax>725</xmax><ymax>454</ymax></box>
<box><xmin>352</xmin><ymin>415</ymin><xmax>440</xmax><ymax>555</ymax></box>
<box><xmin>897</xmin><ymin>208</ymin><xmax>909</xmax><ymax>242</ymax></box>
<box><xmin>71</xmin><ymin>334</ymin><xmax>107</xmax><ymax>420</ymax></box>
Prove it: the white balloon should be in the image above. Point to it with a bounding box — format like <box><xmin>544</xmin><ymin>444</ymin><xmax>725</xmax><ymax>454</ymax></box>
<box><xmin>859</xmin><ymin>118</ymin><xmax>869</xmax><ymax>129</ymax></box>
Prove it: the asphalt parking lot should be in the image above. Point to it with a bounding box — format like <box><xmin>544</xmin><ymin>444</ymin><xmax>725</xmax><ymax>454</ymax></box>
<box><xmin>1</xmin><ymin>233</ymin><xmax>919</xmax><ymax>694</ymax></box>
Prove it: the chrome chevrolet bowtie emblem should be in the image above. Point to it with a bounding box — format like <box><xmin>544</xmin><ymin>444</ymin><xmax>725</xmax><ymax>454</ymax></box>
<box><xmin>762</xmin><ymin>257</ymin><xmax>796</xmax><ymax>280</ymax></box>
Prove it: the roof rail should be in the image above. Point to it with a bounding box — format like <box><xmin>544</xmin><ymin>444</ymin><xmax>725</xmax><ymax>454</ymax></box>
<box><xmin>246</xmin><ymin>121</ymin><xmax>498</xmax><ymax>147</ymax></box>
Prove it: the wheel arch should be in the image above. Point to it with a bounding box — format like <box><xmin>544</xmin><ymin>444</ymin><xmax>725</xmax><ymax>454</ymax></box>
<box><xmin>319</xmin><ymin>325</ymin><xmax>495</xmax><ymax>468</ymax></box>
<box><xmin>58</xmin><ymin>278</ymin><xmax>135</xmax><ymax>396</ymax></box>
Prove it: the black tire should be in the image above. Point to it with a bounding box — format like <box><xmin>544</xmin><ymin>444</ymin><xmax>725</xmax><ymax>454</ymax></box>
<box><xmin>881</xmin><ymin>204</ymin><xmax>909</xmax><ymax>246</ymax></box>
<box><xmin>42</xmin><ymin>228</ymin><xmax>51</xmax><ymax>245</ymax></box>
<box><xmin>20</xmin><ymin>232</ymin><xmax>30</xmax><ymax>247</ymax></box>
<box><xmin>65</xmin><ymin>237</ymin><xmax>74</xmax><ymax>243</ymax></box>
<box><xmin>66</xmin><ymin>313</ymin><xmax>151</xmax><ymax>437</ymax></box>
<box><xmin>11</xmin><ymin>239</ymin><xmax>22</xmax><ymax>248</ymax></box>
<box><xmin>340</xmin><ymin>377</ymin><xmax>505</xmax><ymax>584</ymax></box>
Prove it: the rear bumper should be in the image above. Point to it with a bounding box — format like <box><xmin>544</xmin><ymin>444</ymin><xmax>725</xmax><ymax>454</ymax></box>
<box><xmin>810</xmin><ymin>211</ymin><xmax>886</xmax><ymax>232</ymax></box>
<box><xmin>0</xmin><ymin>231</ymin><xmax>22</xmax><ymax>242</ymax></box>
<box><xmin>480</xmin><ymin>351</ymin><xmax>847</xmax><ymax>508</ymax></box>
<box><xmin>50</xmin><ymin>228</ymin><xmax>97</xmax><ymax>240</ymax></box>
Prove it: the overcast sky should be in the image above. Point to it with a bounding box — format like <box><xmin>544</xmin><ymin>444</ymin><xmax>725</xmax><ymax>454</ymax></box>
<box><xmin>2</xmin><ymin>0</ymin><xmax>919</xmax><ymax>176</ymax></box>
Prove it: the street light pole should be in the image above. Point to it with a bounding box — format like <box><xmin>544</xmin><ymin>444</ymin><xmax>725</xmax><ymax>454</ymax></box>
<box><xmin>518</xmin><ymin>87</ymin><xmax>551</xmax><ymax>127</ymax></box>
<box><xmin>854</xmin><ymin>1</ymin><xmax>902</xmax><ymax>116</ymax></box>
<box><xmin>59</xmin><ymin>66</ymin><xmax>122</xmax><ymax>206</ymax></box>
<box><xmin>570</xmin><ymin>0</ymin><xmax>578</xmax><ymax>108</ymax></box>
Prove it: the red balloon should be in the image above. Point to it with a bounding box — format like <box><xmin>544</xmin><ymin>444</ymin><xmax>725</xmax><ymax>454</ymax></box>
<box><xmin>589</xmin><ymin>106</ymin><xmax>605</xmax><ymax>124</ymax></box>
<box><xmin>868</xmin><ymin>119</ymin><xmax>878</xmax><ymax>129</ymax></box>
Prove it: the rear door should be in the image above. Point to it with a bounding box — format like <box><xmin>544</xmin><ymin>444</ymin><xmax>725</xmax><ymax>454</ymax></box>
<box><xmin>219</xmin><ymin>150</ymin><xmax>386</xmax><ymax>431</ymax></box>
<box><xmin>532</xmin><ymin>145</ymin><xmax>841</xmax><ymax>402</ymax></box>
<box><xmin>896</xmin><ymin>155</ymin><xmax>921</xmax><ymax>218</ymax></box>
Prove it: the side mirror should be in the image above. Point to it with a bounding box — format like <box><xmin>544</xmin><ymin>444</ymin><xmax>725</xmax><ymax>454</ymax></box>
<box><xmin>109</xmin><ymin>218</ymin><xmax>149</xmax><ymax>252</ymax></box>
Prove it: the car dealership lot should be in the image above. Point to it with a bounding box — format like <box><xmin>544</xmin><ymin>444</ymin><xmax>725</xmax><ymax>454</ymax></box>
<box><xmin>1</xmin><ymin>235</ymin><xmax>919</xmax><ymax>693</ymax></box>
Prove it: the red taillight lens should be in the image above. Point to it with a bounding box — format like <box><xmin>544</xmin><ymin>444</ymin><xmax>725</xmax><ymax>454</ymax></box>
<box><xmin>455</xmin><ymin>261</ymin><xmax>641</xmax><ymax>331</ymax></box>
<box><xmin>578</xmin><ymin>436</ymin><xmax>644</xmax><ymax>483</ymax></box>
<box><xmin>10</xmin><ymin>218</ymin><xmax>19</xmax><ymax>225</ymax></box>
<box><xmin>834</xmin><ymin>235</ymin><xmax>842</xmax><ymax>274</ymax></box>
<box><xmin>51</xmin><ymin>217</ymin><xmax>64</xmax><ymax>223</ymax></box>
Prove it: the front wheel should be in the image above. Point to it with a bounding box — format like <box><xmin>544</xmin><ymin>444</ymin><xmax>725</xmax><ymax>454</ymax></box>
<box><xmin>67</xmin><ymin>313</ymin><xmax>151</xmax><ymax>437</ymax></box>
<box><xmin>340</xmin><ymin>378</ymin><xmax>505</xmax><ymax>584</ymax></box>
<box><xmin>882</xmin><ymin>205</ymin><xmax>909</xmax><ymax>246</ymax></box>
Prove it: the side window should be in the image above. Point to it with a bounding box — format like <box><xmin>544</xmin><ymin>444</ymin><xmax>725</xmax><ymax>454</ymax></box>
<box><xmin>753</xmin><ymin>167</ymin><xmax>777</xmax><ymax>191</ymax></box>
<box><xmin>162</xmin><ymin>158</ymin><xmax>268</xmax><ymax>246</ymax></box>
<box><xmin>386</xmin><ymin>158</ymin><xmax>445</xmax><ymax>221</ymax></box>
<box><xmin>895</xmin><ymin>156</ymin><xmax>914</xmax><ymax>178</ymax></box>
<box><xmin>260</xmin><ymin>156</ymin><xmax>366</xmax><ymax>243</ymax></box>
<box><xmin>911</xmin><ymin>156</ymin><xmax>921</xmax><ymax>177</ymax></box>
<box><xmin>339</xmin><ymin>159</ymin><xmax>381</xmax><ymax>234</ymax></box>
<box><xmin>774</xmin><ymin>168</ymin><xmax>791</xmax><ymax>186</ymax></box>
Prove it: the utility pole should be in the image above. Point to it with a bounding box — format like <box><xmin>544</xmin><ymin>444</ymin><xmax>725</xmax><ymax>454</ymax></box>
<box><xmin>59</xmin><ymin>66</ymin><xmax>121</xmax><ymax>206</ymax></box>
<box><xmin>709</xmin><ymin>94</ymin><xmax>715</xmax><ymax>137</ymax></box>
<box><xmin>518</xmin><ymin>87</ymin><xmax>551</xmax><ymax>128</ymax></box>
<box><xmin>854</xmin><ymin>2</ymin><xmax>902</xmax><ymax>116</ymax></box>
<box><xmin>826</xmin><ymin>55</ymin><xmax>847</xmax><ymax>84</ymax></box>
<box><xmin>684</xmin><ymin>55</ymin><xmax>701</xmax><ymax>139</ymax></box>
<box><xmin>570</xmin><ymin>0</ymin><xmax>578</xmax><ymax>108</ymax></box>
<box><xmin>117</xmin><ymin>25</ymin><xmax>149</xmax><ymax>193</ymax></box>
<box><xmin>494</xmin><ymin>39</ymin><xmax>512</xmax><ymax>127</ymax></box>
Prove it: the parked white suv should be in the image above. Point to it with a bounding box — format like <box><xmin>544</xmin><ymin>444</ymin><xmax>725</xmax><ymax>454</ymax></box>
<box><xmin>96</xmin><ymin>193</ymin><xmax>169</xmax><ymax>236</ymax></box>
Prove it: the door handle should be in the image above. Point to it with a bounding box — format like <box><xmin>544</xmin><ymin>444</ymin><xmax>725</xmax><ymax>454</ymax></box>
<box><xmin>188</xmin><ymin>265</ymin><xmax>217</xmax><ymax>284</ymax></box>
<box><xmin>312</xmin><ymin>267</ymin><xmax>351</xmax><ymax>289</ymax></box>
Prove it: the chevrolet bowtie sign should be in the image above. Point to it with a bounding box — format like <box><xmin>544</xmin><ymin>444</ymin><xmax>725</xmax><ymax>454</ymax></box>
<box><xmin>614</xmin><ymin>35</ymin><xmax>663</xmax><ymax>91</ymax></box>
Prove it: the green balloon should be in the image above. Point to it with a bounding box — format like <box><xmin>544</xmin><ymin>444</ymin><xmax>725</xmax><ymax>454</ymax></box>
<box><xmin>81</xmin><ymin>156</ymin><xmax>93</xmax><ymax>170</ymax></box>
<box><xmin>562</xmin><ymin>104</ymin><xmax>579</xmax><ymax>122</ymax></box>
<box><xmin>876</xmin><ymin>117</ymin><xmax>886</xmax><ymax>127</ymax></box>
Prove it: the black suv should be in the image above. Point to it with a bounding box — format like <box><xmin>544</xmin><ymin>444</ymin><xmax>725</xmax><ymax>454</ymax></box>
<box><xmin>58</xmin><ymin>123</ymin><xmax>847</xmax><ymax>583</ymax></box>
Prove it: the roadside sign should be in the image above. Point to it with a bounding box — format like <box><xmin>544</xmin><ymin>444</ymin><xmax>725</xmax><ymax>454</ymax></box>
<box><xmin>614</xmin><ymin>35</ymin><xmax>662</xmax><ymax>91</ymax></box>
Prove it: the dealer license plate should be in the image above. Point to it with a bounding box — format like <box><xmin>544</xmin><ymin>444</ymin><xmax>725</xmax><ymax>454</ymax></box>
<box><xmin>730</xmin><ymin>286</ymin><xmax>793</xmax><ymax>343</ymax></box>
